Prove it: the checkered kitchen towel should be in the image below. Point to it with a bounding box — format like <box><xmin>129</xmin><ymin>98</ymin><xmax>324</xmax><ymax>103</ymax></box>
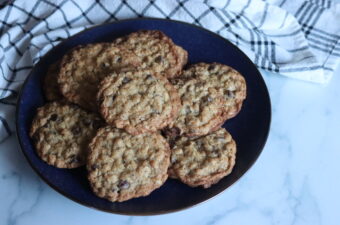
<box><xmin>1</xmin><ymin>0</ymin><xmax>340</xmax><ymax>142</ymax></box>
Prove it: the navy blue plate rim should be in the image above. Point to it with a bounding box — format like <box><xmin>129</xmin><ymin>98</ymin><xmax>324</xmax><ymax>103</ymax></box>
<box><xmin>16</xmin><ymin>17</ymin><xmax>271</xmax><ymax>215</ymax></box>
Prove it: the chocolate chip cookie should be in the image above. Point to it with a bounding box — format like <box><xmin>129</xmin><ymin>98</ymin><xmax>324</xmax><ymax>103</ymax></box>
<box><xmin>58</xmin><ymin>43</ymin><xmax>140</xmax><ymax>111</ymax></box>
<box><xmin>181</xmin><ymin>63</ymin><xmax>247</xmax><ymax>120</ymax></box>
<box><xmin>97</xmin><ymin>70</ymin><xmax>181</xmax><ymax>135</ymax></box>
<box><xmin>169</xmin><ymin>128</ymin><xmax>236</xmax><ymax>188</ymax></box>
<box><xmin>87</xmin><ymin>126</ymin><xmax>170</xmax><ymax>202</ymax></box>
<box><xmin>114</xmin><ymin>30</ymin><xmax>188</xmax><ymax>78</ymax></box>
<box><xmin>43</xmin><ymin>61</ymin><xmax>63</xmax><ymax>101</ymax></box>
<box><xmin>30</xmin><ymin>101</ymin><xmax>103</xmax><ymax>168</ymax></box>
<box><xmin>167</xmin><ymin>77</ymin><xmax>227</xmax><ymax>137</ymax></box>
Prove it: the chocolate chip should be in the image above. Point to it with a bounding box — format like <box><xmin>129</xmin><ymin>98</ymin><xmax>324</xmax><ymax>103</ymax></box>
<box><xmin>112</xmin><ymin>95</ymin><xmax>116</xmax><ymax>101</ymax></box>
<box><xmin>155</xmin><ymin>56</ymin><xmax>163</xmax><ymax>63</ymax></box>
<box><xmin>69</xmin><ymin>156</ymin><xmax>76</xmax><ymax>163</ymax></box>
<box><xmin>91</xmin><ymin>164</ymin><xmax>99</xmax><ymax>170</ymax></box>
<box><xmin>83</xmin><ymin>118</ymin><xmax>92</xmax><ymax>126</ymax></box>
<box><xmin>50</xmin><ymin>114</ymin><xmax>58</xmax><ymax>121</ymax></box>
<box><xmin>102</xmin><ymin>62</ymin><xmax>110</xmax><ymax>68</ymax></box>
<box><xmin>146</xmin><ymin>74</ymin><xmax>154</xmax><ymax>81</ymax></box>
<box><xmin>71</xmin><ymin>126</ymin><xmax>81</xmax><ymax>135</ymax></box>
<box><xmin>116</xmin><ymin>57</ymin><xmax>122</xmax><ymax>63</ymax></box>
<box><xmin>122</xmin><ymin>77</ymin><xmax>131</xmax><ymax>84</ymax></box>
<box><xmin>162</xmin><ymin>127</ymin><xmax>181</xmax><ymax>138</ymax></box>
<box><xmin>118</xmin><ymin>180</ymin><xmax>130</xmax><ymax>189</ymax></box>
<box><xmin>226</xmin><ymin>90</ymin><xmax>235</xmax><ymax>98</ymax></box>
<box><xmin>208</xmin><ymin>65</ymin><xmax>216</xmax><ymax>71</ymax></box>
<box><xmin>69</xmin><ymin>155</ymin><xmax>81</xmax><ymax>164</ymax></box>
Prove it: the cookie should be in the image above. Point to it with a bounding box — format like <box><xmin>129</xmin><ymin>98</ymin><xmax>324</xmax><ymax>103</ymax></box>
<box><xmin>170</xmin><ymin>128</ymin><xmax>236</xmax><ymax>188</ymax></box>
<box><xmin>167</xmin><ymin>77</ymin><xmax>227</xmax><ymax>137</ymax></box>
<box><xmin>58</xmin><ymin>43</ymin><xmax>140</xmax><ymax>111</ymax></box>
<box><xmin>30</xmin><ymin>101</ymin><xmax>103</xmax><ymax>168</ymax></box>
<box><xmin>87</xmin><ymin>126</ymin><xmax>170</xmax><ymax>202</ymax></box>
<box><xmin>114</xmin><ymin>30</ymin><xmax>188</xmax><ymax>79</ymax></box>
<box><xmin>180</xmin><ymin>63</ymin><xmax>247</xmax><ymax>120</ymax></box>
<box><xmin>173</xmin><ymin>45</ymin><xmax>188</xmax><ymax>74</ymax></box>
<box><xmin>97</xmin><ymin>70</ymin><xmax>181</xmax><ymax>135</ymax></box>
<box><xmin>43</xmin><ymin>61</ymin><xmax>63</xmax><ymax>101</ymax></box>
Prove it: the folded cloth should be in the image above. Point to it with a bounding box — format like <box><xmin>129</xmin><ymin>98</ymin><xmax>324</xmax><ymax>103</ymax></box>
<box><xmin>0</xmin><ymin>0</ymin><xmax>339</xmax><ymax>142</ymax></box>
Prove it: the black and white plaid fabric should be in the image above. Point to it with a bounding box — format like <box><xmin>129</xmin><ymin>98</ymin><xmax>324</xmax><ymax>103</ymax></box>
<box><xmin>0</xmin><ymin>0</ymin><xmax>339</xmax><ymax>142</ymax></box>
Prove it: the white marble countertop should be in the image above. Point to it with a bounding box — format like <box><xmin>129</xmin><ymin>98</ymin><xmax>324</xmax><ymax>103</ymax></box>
<box><xmin>1</xmin><ymin>65</ymin><xmax>340</xmax><ymax>225</ymax></box>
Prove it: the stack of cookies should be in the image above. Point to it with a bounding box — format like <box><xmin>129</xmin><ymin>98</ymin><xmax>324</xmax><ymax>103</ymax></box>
<box><xmin>30</xmin><ymin>30</ymin><xmax>246</xmax><ymax>202</ymax></box>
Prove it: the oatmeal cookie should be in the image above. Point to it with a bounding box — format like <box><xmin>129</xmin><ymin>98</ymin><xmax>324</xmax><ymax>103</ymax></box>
<box><xmin>97</xmin><ymin>70</ymin><xmax>181</xmax><ymax>135</ymax></box>
<box><xmin>29</xmin><ymin>101</ymin><xmax>103</xmax><ymax>168</ymax></box>
<box><xmin>87</xmin><ymin>126</ymin><xmax>170</xmax><ymax>202</ymax></box>
<box><xmin>181</xmin><ymin>63</ymin><xmax>246</xmax><ymax>120</ymax></box>
<box><xmin>58</xmin><ymin>43</ymin><xmax>140</xmax><ymax>111</ymax></box>
<box><xmin>167</xmin><ymin>77</ymin><xmax>227</xmax><ymax>137</ymax></box>
<box><xmin>114</xmin><ymin>30</ymin><xmax>188</xmax><ymax>78</ymax></box>
<box><xmin>170</xmin><ymin>128</ymin><xmax>236</xmax><ymax>188</ymax></box>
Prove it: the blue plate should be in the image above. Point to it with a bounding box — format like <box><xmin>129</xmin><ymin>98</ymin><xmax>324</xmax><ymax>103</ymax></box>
<box><xmin>16</xmin><ymin>18</ymin><xmax>271</xmax><ymax>215</ymax></box>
